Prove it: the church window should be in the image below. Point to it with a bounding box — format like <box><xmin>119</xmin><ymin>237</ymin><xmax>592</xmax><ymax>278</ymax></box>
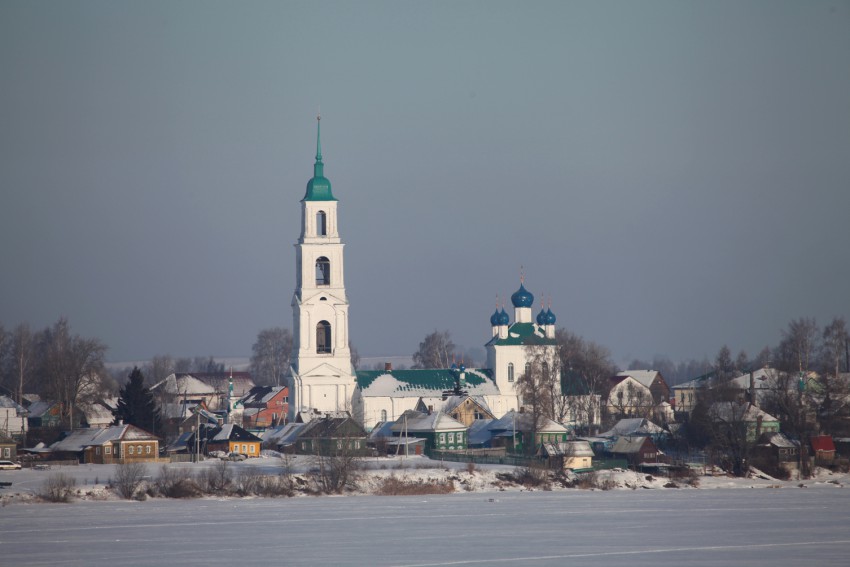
<box><xmin>317</xmin><ymin>210</ymin><xmax>327</xmax><ymax>236</ymax></box>
<box><xmin>381</xmin><ymin>410</ymin><xmax>387</xmax><ymax>422</ymax></box>
<box><xmin>508</xmin><ymin>363</ymin><xmax>514</xmax><ymax>383</ymax></box>
<box><xmin>525</xmin><ymin>362</ymin><xmax>531</xmax><ymax>377</ymax></box>
<box><xmin>316</xmin><ymin>321</ymin><xmax>332</xmax><ymax>354</ymax></box>
<box><xmin>316</xmin><ymin>257</ymin><xmax>330</xmax><ymax>286</ymax></box>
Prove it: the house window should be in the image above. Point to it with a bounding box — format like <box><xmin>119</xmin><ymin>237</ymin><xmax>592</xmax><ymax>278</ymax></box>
<box><xmin>2</xmin><ymin>448</ymin><xmax>9</xmax><ymax>458</ymax></box>
<box><xmin>282</xmin><ymin>396</ymin><xmax>289</xmax><ymax>403</ymax></box>
<box><xmin>137</xmin><ymin>445</ymin><xmax>142</xmax><ymax>455</ymax></box>
<box><xmin>448</xmin><ymin>432</ymin><xmax>455</xmax><ymax>443</ymax></box>
<box><xmin>457</xmin><ymin>432</ymin><xmax>463</xmax><ymax>443</ymax></box>
<box><xmin>315</xmin><ymin>257</ymin><xmax>330</xmax><ymax>286</ymax></box>
<box><xmin>381</xmin><ymin>409</ymin><xmax>387</xmax><ymax>422</ymax></box>
<box><xmin>249</xmin><ymin>445</ymin><xmax>255</xmax><ymax>453</ymax></box>
<box><xmin>129</xmin><ymin>445</ymin><xmax>135</xmax><ymax>455</ymax></box>
<box><xmin>242</xmin><ymin>444</ymin><xmax>247</xmax><ymax>453</ymax></box>
<box><xmin>105</xmin><ymin>446</ymin><xmax>111</xmax><ymax>455</ymax></box>
<box><xmin>316</xmin><ymin>321</ymin><xmax>332</xmax><ymax>354</ymax></box>
<box><xmin>316</xmin><ymin>210</ymin><xmax>327</xmax><ymax>236</ymax></box>
<box><xmin>96</xmin><ymin>446</ymin><xmax>101</xmax><ymax>455</ymax></box>
<box><xmin>439</xmin><ymin>433</ymin><xmax>446</xmax><ymax>445</ymax></box>
<box><xmin>508</xmin><ymin>363</ymin><xmax>514</xmax><ymax>383</ymax></box>
<box><xmin>146</xmin><ymin>445</ymin><xmax>151</xmax><ymax>454</ymax></box>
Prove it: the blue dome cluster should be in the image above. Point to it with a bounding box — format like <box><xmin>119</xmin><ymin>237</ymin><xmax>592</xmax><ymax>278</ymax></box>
<box><xmin>491</xmin><ymin>308</ymin><xmax>511</xmax><ymax>326</ymax></box>
<box><xmin>511</xmin><ymin>284</ymin><xmax>534</xmax><ymax>308</ymax></box>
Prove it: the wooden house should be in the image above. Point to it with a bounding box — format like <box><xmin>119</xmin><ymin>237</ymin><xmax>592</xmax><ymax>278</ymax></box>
<box><xmin>610</xmin><ymin>436</ymin><xmax>660</xmax><ymax>467</ymax></box>
<box><xmin>192</xmin><ymin>423</ymin><xmax>262</xmax><ymax>457</ymax></box>
<box><xmin>48</xmin><ymin>424</ymin><xmax>161</xmax><ymax>463</ymax></box>
<box><xmin>390</xmin><ymin>410</ymin><xmax>468</xmax><ymax>452</ymax></box>
<box><xmin>414</xmin><ymin>395</ymin><xmax>495</xmax><ymax>427</ymax></box>
<box><xmin>0</xmin><ymin>435</ymin><xmax>17</xmax><ymax>461</ymax></box>
<box><xmin>239</xmin><ymin>386</ymin><xmax>289</xmax><ymax>429</ymax></box>
<box><xmin>295</xmin><ymin>415</ymin><xmax>368</xmax><ymax>456</ymax></box>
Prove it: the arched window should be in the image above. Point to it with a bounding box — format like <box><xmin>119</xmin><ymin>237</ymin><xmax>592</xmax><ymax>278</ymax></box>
<box><xmin>542</xmin><ymin>361</ymin><xmax>549</xmax><ymax>378</ymax></box>
<box><xmin>381</xmin><ymin>409</ymin><xmax>387</xmax><ymax>422</ymax></box>
<box><xmin>316</xmin><ymin>321</ymin><xmax>331</xmax><ymax>354</ymax></box>
<box><xmin>315</xmin><ymin>257</ymin><xmax>330</xmax><ymax>286</ymax></box>
<box><xmin>508</xmin><ymin>363</ymin><xmax>514</xmax><ymax>383</ymax></box>
<box><xmin>316</xmin><ymin>210</ymin><xmax>327</xmax><ymax>236</ymax></box>
<box><xmin>525</xmin><ymin>362</ymin><xmax>531</xmax><ymax>377</ymax></box>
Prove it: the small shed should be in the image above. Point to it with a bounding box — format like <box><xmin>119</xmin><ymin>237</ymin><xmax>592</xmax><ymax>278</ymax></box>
<box><xmin>610</xmin><ymin>436</ymin><xmax>660</xmax><ymax>467</ymax></box>
<box><xmin>810</xmin><ymin>436</ymin><xmax>836</xmax><ymax>465</ymax></box>
<box><xmin>538</xmin><ymin>441</ymin><xmax>594</xmax><ymax>471</ymax></box>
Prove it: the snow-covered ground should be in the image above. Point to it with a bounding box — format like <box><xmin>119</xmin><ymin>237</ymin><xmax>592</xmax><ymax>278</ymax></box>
<box><xmin>3</xmin><ymin>457</ymin><xmax>850</xmax><ymax>566</ymax></box>
<box><xmin>2</xmin><ymin>480</ymin><xmax>850</xmax><ymax>566</ymax></box>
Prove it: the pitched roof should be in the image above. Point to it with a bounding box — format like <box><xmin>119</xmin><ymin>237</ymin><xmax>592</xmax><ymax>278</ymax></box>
<box><xmin>207</xmin><ymin>423</ymin><xmax>262</xmax><ymax>443</ymax></box>
<box><xmin>390</xmin><ymin>410</ymin><xmax>467</xmax><ymax>433</ymax></box>
<box><xmin>467</xmin><ymin>419</ymin><xmax>495</xmax><ymax>445</ymax></box>
<box><xmin>611</xmin><ymin>436</ymin><xmax>654</xmax><ymax>455</ymax></box>
<box><xmin>485</xmin><ymin>322</ymin><xmax>558</xmax><ymax>347</ymax></box>
<box><xmin>262</xmin><ymin>423</ymin><xmax>305</xmax><ymax>447</ymax></box>
<box><xmin>240</xmin><ymin>385</ymin><xmax>287</xmax><ymax>406</ymax></box>
<box><xmin>599</xmin><ymin>418</ymin><xmax>666</xmax><ymax>439</ymax></box>
<box><xmin>356</xmin><ymin>368</ymin><xmax>499</xmax><ymax>398</ymax></box>
<box><xmin>616</xmin><ymin>370</ymin><xmax>662</xmax><ymax>389</ymax></box>
<box><xmin>487</xmin><ymin>410</ymin><xmax>568</xmax><ymax>434</ymax></box>
<box><xmin>299</xmin><ymin>416</ymin><xmax>367</xmax><ymax>439</ymax></box>
<box><xmin>709</xmin><ymin>402</ymin><xmax>779</xmax><ymax>423</ymax></box>
<box><xmin>50</xmin><ymin>424</ymin><xmax>158</xmax><ymax>452</ymax></box>
<box><xmin>152</xmin><ymin>374</ymin><xmax>216</xmax><ymax>396</ymax></box>
<box><xmin>0</xmin><ymin>396</ymin><xmax>26</xmax><ymax>414</ymax></box>
<box><xmin>540</xmin><ymin>441</ymin><xmax>594</xmax><ymax>458</ymax></box>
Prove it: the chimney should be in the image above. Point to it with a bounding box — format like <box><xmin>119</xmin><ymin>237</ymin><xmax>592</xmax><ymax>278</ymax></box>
<box><xmin>385</xmin><ymin>362</ymin><xmax>393</xmax><ymax>372</ymax></box>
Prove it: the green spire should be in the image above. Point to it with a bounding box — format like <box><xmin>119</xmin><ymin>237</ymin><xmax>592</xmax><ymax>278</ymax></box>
<box><xmin>304</xmin><ymin>114</ymin><xmax>336</xmax><ymax>201</ymax></box>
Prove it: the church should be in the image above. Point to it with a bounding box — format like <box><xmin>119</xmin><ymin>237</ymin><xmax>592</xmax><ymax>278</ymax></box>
<box><xmin>287</xmin><ymin>118</ymin><xmax>560</xmax><ymax>430</ymax></box>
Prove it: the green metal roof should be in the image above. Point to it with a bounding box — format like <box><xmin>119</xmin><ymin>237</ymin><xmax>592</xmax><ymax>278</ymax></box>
<box><xmin>485</xmin><ymin>322</ymin><xmax>558</xmax><ymax>347</ymax></box>
<box><xmin>303</xmin><ymin>116</ymin><xmax>337</xmax><ymax>202</ymax></box>
<box><xmin>356</xmin><ymin>368</ymin><xmax>496</xmax><ymax>395</ymax></box>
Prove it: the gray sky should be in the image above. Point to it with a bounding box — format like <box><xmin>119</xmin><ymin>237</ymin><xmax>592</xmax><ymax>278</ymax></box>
<box><xmin>1</xmin><ymin>1</ymin><xmax>849</xmax><ymax>367</ymax></box>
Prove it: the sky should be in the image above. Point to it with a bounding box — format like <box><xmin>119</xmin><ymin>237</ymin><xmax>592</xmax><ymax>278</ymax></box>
<box><xmin>1</xmin><ymin>1</ymin><xmax>849</xmax><ymax>368</ymax></box>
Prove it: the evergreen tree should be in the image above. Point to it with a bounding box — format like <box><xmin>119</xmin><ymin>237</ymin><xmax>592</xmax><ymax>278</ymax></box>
<box><xmin>114</xmin><ymin>366</ymin><xmax>162</xmax><ymax>434</ymax></box>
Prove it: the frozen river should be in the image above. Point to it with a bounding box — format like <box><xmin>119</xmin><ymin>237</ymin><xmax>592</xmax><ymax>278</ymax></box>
<box><xmin>2</xmin><ymin>488</ymin><xmax>849</xmax><ymax>566</ymax></box>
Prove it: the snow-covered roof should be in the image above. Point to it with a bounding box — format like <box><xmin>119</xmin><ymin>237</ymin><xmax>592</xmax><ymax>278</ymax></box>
<box><xmin>540</xmin><ymin>441</ymin><xmax>594</xmax><ymax>458</ymax></box>
<box><xmin>24</xmin><ymin>400</ymin><xmax>53</xmax><ymax>417</ymax></box>
<box><xmin>356</xmin><ymin>368</ymin><xmax>499</xmax><ymax>398</ymax></box>
<box><xmin>390</xmin><ymin>410</ymin><xmax>467</xmax><ymax>433</ymax></box>
<box><xmin>610</xmin><ymin>436</ymin><xmax>653</xmax><ymax>455</ymax></box>
<box><xmin>50</xmin><ymin>424</ymin><xmax>158</xmax><ymax>452</ymax></box>
<box><xmin>262</xmin><ymin>423</ymin><xmax>305</xmax><ymax>447</ymax></box>
<box><xmin>467</xmin><ymin>419</ymin><xmax>494</xmax><ymax>446</ymax></box>
<box><xmin>599</xmin><ymin>418</ymin><xmax>666</xmax><ymax>439</ymax></box>
<box><xmin>367</xmin><ymin>421</ymin><xmax>395</xmax><ymax>442</ymax></box>
<box><xmin>0</xmin><ymin>395</ymin><xmax>26</xmax><ymax>414</ymax></box>
<box><xmin>83</xmin><ymin>401</ymin><xmax>117</xmax><ymax>426</ymax></box>
<box><xmin>709</xmin><ymin>402</ymin><xmax>779</xmax><ymax>423</ymax></box>
<box><xmin>616</xmin><ymin>370</ymin><xmax>662</xmax><ymax>389</ymax></box>
<box><xmin>760</xmin><ymin>432</ymin><xmax>797</xmax><ymax>448</ymax></box>
<box><xmin>487</xmin><ymin>410</ymin><xmax>568</xmax><ymax>435</ymax></box>
<box><xmin>152</xmin><ymin>374</ymin><xmax>215</xmax><ymax>396</ymax></box>
<box><xmin>240</xmin><ymin>385</ymin><xmax>286</xmax><ymax>406</ymax></box>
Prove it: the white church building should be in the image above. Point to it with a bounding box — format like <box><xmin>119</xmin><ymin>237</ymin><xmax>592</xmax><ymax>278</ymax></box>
<box><xmin>287</xmin><ymin>118</ymin><xmax>560</xmax><ymax>429</ymax></box>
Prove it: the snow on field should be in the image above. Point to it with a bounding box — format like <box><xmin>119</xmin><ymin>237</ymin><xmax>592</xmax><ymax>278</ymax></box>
<box><xmin>2</xmin><ymin>485</ymin><xmax>850</xmax><ymax>566</ymax></box>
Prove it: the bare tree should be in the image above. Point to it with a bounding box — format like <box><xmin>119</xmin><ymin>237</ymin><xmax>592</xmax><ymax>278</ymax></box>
<box><xmin>143</xmin><ymin>355</ymin><xmax>176</xmax><ymax>386</ymax></box>
<box><xmin>555</xmin><ymin>329</ymin><xmax>613</xmax><ymax>434</ymax></box>
<box><xmin>515</xmin><ymin>346</ymin><xmax>559</xmax><ymax>454</ymax></box>
<box><xmin>112</xmin><ymin>461</ymin><xmax>147</xmax><ymax>499</ymax></box>
<box><xmin>250</xmin><ymin>327</ymin><xmax>292</xmax><ymax>386</ymax></box>
<box><xmin>6</xmin><ymin>323</ymin><xmax>35</xmax><ymax>405</ymax></box>
<box><xmin>349</xmin><ymin>341</ymin><xmax>360</xmax><ymax>371</ymax></box>
<box><xmin>817</xmin><ymin>318</ymin><xmax>850</xmax><ymax>436</ymax></box>
<box><xmin>37</xmin><ymin>317</ymin><xmax>107</xmax><ymax>428</ymax></box>
<box><xmin>714</xmin><ymin>345</ymin><xmax>735</xmax><ymax>382</ymax></box>
<box><xmin>412</xmin><ymin>330</ymin><xmax>457</xmax><ymax>369</ymax></box>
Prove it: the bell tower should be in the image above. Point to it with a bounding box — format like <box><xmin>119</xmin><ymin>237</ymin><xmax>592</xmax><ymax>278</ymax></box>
<box><xmin>288</xmin><ymin>115</ymin><xmax>356</xmax><ymax>416</ymax></box>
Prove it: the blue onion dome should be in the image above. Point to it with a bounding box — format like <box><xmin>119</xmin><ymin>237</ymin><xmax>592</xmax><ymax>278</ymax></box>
<box><xmin>546</xmin><ymin>308</ymin><xmax>557</xmax><ymax>325</ymax></box>
<box><xmin>498</xmin><ymin>309</ymin><xmax>510</xmax><ymax>325</ymax></box>
<box><xmin>536</xmin><ymin>309</ymin><xmax>548</xmax><ymax>325</ymax></box>
<box><xmin>511</xmin><ymin>284</ymin><xmax>534</xmax><ymax>308</ymax></box>
<box><xmin>490</xmin><ymin>309</ymin><xmax>501</xmax><ymax>326</ymax></box>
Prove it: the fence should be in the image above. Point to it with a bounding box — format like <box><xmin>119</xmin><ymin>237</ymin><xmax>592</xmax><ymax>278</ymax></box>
<box><xmin>429</xmin><ymin>449</ymin><xmax>540</xmax><ymax>468</ymax></box>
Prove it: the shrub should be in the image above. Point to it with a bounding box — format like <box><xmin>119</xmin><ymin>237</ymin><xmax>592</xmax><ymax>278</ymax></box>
<box><xmin>198</xmin><ymin>460</ymin><xmax>232</xmax><ymax>494</ymax></box>
<box><xmin>39</xmin><ymin>473</ymin><xmax>76</xmax><ymax>503</ymax></box>
<box><xmin>112</xmin><ymin>461</ymin><xmax>147</xmax><ymax>499</ymax></box>
<box><xmin>466</xmin><ymin>462</ymin><xmax>476</xmax><ymax>474</ymax></box>
<box><xmin>155</xmin><ymin>466</ymin><xmax>201</xmax><ymax>498</ymax></box>
<box><xmin>375</xmin><ymin>476</ymin><xmax>455</xmax><ymax>496</ymax></box>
